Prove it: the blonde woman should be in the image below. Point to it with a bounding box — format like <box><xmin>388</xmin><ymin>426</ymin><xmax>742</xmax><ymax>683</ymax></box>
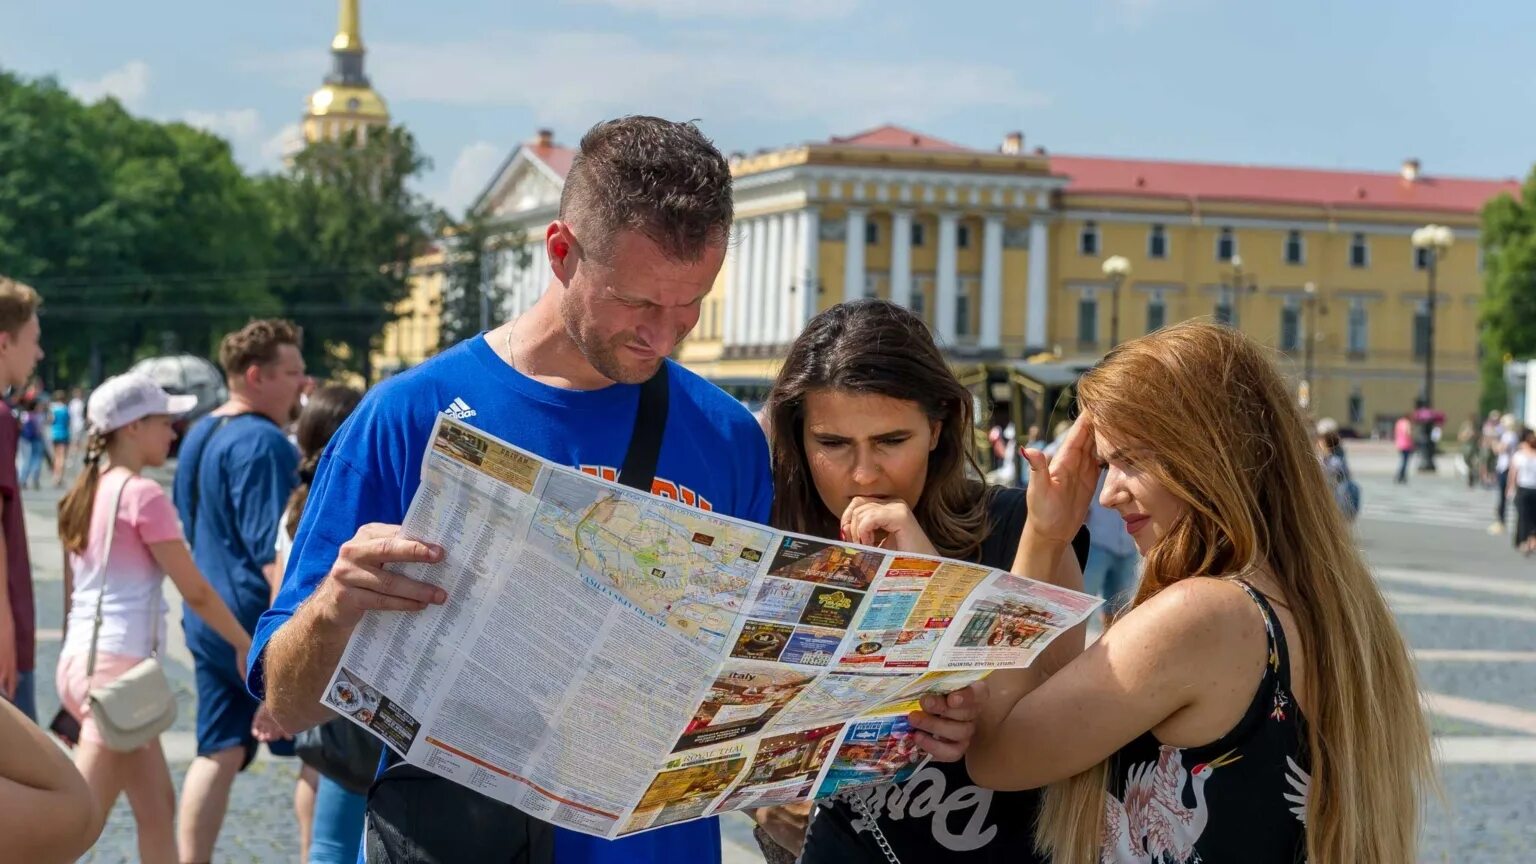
<box><xmin>54</xmin><ymin>374</ymin><xmax>253</xmax><ymax>864</ymax></box>
<box><xmin>919</xmin><ymin>322</ymin><xmax>1431</xmax><ymax>863</ymax></box>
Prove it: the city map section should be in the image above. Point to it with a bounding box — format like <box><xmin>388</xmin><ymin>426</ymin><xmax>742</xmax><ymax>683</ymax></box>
<box><xmin>528</xmin><ymin>469</ymin><xmax>772</xmax><ymax>653</ymax></box>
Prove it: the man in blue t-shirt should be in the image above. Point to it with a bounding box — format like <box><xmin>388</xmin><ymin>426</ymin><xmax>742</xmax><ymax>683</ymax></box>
<box><xmin>251</xmin><ymin>117</ymin><xmax>770</xmax><ymax>864</ymax></box>
<box><xmin>172</xmin><ymin>318</ymin><xmax>307</xmax><ymax>864</ymax></box>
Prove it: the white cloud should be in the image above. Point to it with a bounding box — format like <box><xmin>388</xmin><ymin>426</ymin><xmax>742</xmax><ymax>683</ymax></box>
<box><xmin>183</xmin><ymin>108</ymin><xmax>262</xmax><ymax>143</ymax></box>
<box><xmin>564</xmin><ymin>0</ymin><xmax>859</xmax><ymax>21</ymax></box>
<box><xmin>440</xmin><ymin>141</ymin><xmax>506</xmax><ymax>216</ymax></box>
<box><xmin>367</xmin><ymin>32</ymin><xmax>1047</xmax><ymax>132</ymax></box>
<box><xmin>69</xmin><ymin>60</ymin><xmax>151</xmax><ymax>110</ymax></box>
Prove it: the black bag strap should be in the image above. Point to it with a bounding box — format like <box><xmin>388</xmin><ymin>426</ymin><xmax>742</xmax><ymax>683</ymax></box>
<box><xmin>616</xmin><ymin>364</ymin><xmax>670</xmax><ymax>492</ymax></box>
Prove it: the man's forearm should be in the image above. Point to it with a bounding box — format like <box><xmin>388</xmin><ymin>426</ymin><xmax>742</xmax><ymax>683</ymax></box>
<box><xmin>264</xmin><ymin>600</ymin><xmax>354</xmax><ymax>733</ymax></box>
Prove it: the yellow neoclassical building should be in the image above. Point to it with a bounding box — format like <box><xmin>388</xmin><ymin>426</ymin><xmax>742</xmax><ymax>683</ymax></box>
<box><xmin>402</xmin><ymin>123</ymin><xmax>1518</xmax><ymax>435</ymax></box>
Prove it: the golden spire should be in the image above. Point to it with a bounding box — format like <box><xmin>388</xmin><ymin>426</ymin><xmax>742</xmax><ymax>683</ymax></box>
<box><xmin>332</xmin><ymin>0</ymin><xmax>363</xmax><ymax>53</ymax></box>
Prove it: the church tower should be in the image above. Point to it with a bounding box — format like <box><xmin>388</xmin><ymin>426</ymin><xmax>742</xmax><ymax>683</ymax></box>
<box><xmin>302</xmin><ymin>0</ymin><xmax>389</xmax><ymax>144</ymax></box>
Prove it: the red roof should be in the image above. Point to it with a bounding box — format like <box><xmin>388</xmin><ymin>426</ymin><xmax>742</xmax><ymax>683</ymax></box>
<box><xmin>527</xmin><ymin>142</ymin><xmax>575</xmax><ymax>178</ymax></box>
<box><xmin>825</xmin><ymin>124</ymin><xmax>974</xmax><ymax>153</ymax></box>
<box><xmin>1050</xmin><ymin>154</ymin><xmax>1518</xmax><ymax>215</ymax></box>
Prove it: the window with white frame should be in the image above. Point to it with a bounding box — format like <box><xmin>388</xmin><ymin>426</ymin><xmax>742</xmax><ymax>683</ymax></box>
<box><xmin>1347</xmin><ymin>298</ymin><xmax>1368</xmax><ymax>356</ymax></box>
<box><xmin>1079</xmin><ymin>221</ymin><xmax>1100</xmax><ymax>256</ymax></box>
<box><xmin>912</xmin><ymin>273</ymin><xmax>933</xmax><ymax>322</ymax></box>
<box><xmin>864</xmin><ymin>270</ymin><xmax>887</xmax><ymax>300</ymax></box>
<box><xmin>1148</xmin><ymin>224</ymin><xmax>1168</xmax><ymax>260</ymax></box>
<box><xmin>1284</xmin><ymin>230</ymin><xmax>1305</xmax><ymax>265</ymax></box>
<box><xmin>1146</xmin><ymin>290</ymin><xmax>1167</xmax><ymax>332</ymax></box>
<box><xmin>1348</xmin><ymin>388</ymin><xmax>1364</xmax><ymax>425</ymax></box>
<box><xmin>865</xmin><ymin>221</ymin><xmax>880</xmax><ymax>246</ymax></box>
<box><xmin>1214</xmin><ymin>289</ymin><xmax>1235</xmax><ymax>327</ymax></box>
<box><xmin>1280</xmin><ymin>299</ymin><xmax>1302</xmax><ymax>351</ymax></box>
<box><xmin>911</xmin><ymin>222</ymin><xmax>926</xmax><ymax>247</ymax></box>
<box><xmin>1078</xmin><ymin>291</ymin><xmax>1099</xmax><ymax>345</ymax></box>
<box><xmin>957</xmin><ymin>224</ymin><xmax>972</xmax><ymax>249</ymax></box>
<box><xmin>1349</xmin><ymin>232</ymin><xmax>1369</xmax><ymax>268</ymax></box>
<box><xmin>1216</xmin><ymin>226</ymin><xmax>1236</xmax><ymax>262</ymax></box>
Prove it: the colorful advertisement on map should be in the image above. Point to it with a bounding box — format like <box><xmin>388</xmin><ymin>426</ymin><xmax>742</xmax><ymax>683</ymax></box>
<box><xmin>619</xmin><ymin>743</ymin><xmax>749</xmax><ymax>836</ymax></box>
<box><xmin>937</xmin><ymin>572</ymin><xmax>1102</xmax><ymax>668</ymax></box>
<box><xmin>674</xmin><ymin>662</ymin><xmax>816</xmax><ymax>752</ymax></box>
<box><xmin>814</xmin><ymin>716</ymin><xmax>926</xmax><ymax>798</ymax></box>
<box><xmin>711</xmin><ymin>724</ymin><xmax>843</xmax><ymax>813</ymax></box>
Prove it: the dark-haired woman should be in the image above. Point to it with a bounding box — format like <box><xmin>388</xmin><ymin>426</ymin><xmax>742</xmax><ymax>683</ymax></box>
<box><xmin>750</xmin><ymin>299</ymin><xmax>1089</xmax><ymax>864</ymax></box>
<box><xmin>274</xmin><ymin>385</ymin><xmax>369</xmax><ymax>864</ymax></box>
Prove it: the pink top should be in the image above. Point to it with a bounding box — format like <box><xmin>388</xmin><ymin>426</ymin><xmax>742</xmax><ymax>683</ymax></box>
<box><xmin>1394</xmin><ymin>417</ymin><xmax>1414</xmax><ymax>452</ymax></box>
<box><xmin>62</xmin><ymin>468</ymin><xmax>186</xmax><ymax>659</ymax></box>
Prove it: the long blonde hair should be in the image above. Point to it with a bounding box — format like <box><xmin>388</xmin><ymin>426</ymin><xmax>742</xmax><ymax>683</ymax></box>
<box><xmin>1035</xmin><ymin>322</ymin><xmax>1432</xmax><ymax>864</ymax></box>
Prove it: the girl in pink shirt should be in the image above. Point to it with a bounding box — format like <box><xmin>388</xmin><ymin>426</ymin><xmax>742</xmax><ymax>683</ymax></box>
<box><xmin>54</xmin><ymin>373</ymin><xmax>253</xmax><ymax>864</ymax></box>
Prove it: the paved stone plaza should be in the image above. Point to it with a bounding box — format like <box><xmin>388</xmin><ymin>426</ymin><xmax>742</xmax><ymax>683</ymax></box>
<box><xmin>27</xmin><ymin>442</ymin><xmax>1535</xmax><ymax>862</ymax></box>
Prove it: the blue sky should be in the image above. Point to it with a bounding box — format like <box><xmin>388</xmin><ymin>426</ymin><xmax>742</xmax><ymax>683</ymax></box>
<box><xmin>3</xmin><ymin>0</ymin><xmax>1532</xmax><ymax>214</ymax></box>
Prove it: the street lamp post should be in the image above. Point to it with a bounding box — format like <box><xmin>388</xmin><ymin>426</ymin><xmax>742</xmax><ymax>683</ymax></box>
<box><xmin>1223</xmin><ymin>254</ymin><xmax>1259</xmax><ymax>327</ymax></box>
<box><xmin>1101</xmin><ymin>255</ymin><xmax>1131</xmax><ymax>348</ymax></box>
<box><xmin>1411</xmin><ymin>224</ymin><xmax>1454</xmax><ymax>472</ymax></box>
<box><xmin>1301</xmin><ymin>281</ymin><xmax>1327</xmax><ymax>411</ymax></box>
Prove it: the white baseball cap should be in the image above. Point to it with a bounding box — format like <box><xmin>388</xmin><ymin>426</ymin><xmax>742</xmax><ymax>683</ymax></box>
<box><xmin>87</xmin><ymin>372</ymin><xmax>199</xmax><ymax>434</ymax></box>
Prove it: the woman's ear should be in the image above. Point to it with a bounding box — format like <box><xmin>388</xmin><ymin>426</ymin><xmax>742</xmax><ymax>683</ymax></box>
<box><xmin>930</xmin><ymin>420</ymin><xmax>942</xmax><ymax>451</ymax></box>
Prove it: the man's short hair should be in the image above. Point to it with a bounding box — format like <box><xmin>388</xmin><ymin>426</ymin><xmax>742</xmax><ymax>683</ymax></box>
<box><xmin>559</xmin><ymin>116</ymin><xmax>733</xmax><ymax>262</ymax></box>
<box><xmin>219</xmin><ymin>319</ymin><xmax>302</xmax><ymax>377</ymax></box>
<box><xmin>0</xmin><ymin>277</ymin><xmax>41</xmax><ymax>336</ymax></box>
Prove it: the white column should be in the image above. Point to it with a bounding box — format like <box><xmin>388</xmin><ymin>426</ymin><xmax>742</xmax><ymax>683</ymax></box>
<box><xmin>1026</xmin><ymin>219</ymin><xmax>1050</xmax><ymax>350</ymax></box>
<box><xmin>763</xmin><ymin>214</ymin><xmax>784</xmax><ymax>347</ymax></box>
<box><xmin>936</xmin><ymin>212</ymin><xmax>959</xmax><ymax>343</ymax></box>
<box><xmin>724</xmin><ymin>224</ymin><xmax>743</xmax><ymax>348</ymax></box>
<box><xmin>844</xmin><ymin>208</ymin><xmax>867</xmax><ymax>302</ymax></box>
<box><xmin>980</xmin><ymin>214</ymin><xmax>1004</xmax><ymax>350</ymax></box>
<box><xmin>890</xmin><ymin>210</ymin><xmax>913</xmax><ymax>308</ymax></box>
<box><xmin>798</xmin><ymin>208</ymin><xmax>821</xmax><ymax>333</ymax></box>
<box><xmin>748</xmin><ymin>217</ymin><xmax>769</xmax><ymax>346</ymax></box>
<box><xmin>779</xmin><ymin>212</ymin><xmax>801</xmax><ymax>345</ymax></box>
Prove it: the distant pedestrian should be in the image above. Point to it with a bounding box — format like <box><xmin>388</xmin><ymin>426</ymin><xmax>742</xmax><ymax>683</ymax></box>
<box><xmin>1492</xmin><ymin>415</ymin><xmax>1520</xmax><ymax>535</ymax></box>
<box><xmin>68</xmin><ymin>388</ymin><xmax>86</xmax><ymax>457</ymax></box>
<box><xmin>1509</xmin><ymin>430</ymin><xmax>1536</xmax><ymax>555</ymax></box>
<box><xmin>19</xmin><ymin>397</ymin><xmax>47</xmax><ymax>490</ymax></box>
<box><xmin>171</xmin><ymin>319</ymin><xmax>306</xmax><ymax>864</ymax></box>
<box><xmin>1318</xmin><ymin>430</ymin><xmax>1359</xmax><ymax>524</ymax></box>
<box><xmin>48</xmin><ymin>391</ymin><xmax>69</xmax><ymax>487</ymax></box>
<box><xmin>1393</xmin><ymin>411</ymin><xmax>1414</xmax><ymax>484</ymax></box>
<box><xmin>54</xmin><ymin>373</ymin><xmax>253</xmax><ymax>864</ymax></box>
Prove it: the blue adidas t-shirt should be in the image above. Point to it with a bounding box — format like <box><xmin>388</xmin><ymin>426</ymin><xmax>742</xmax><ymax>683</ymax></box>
<box><xmin>248</xmin><ymin>334</ymin><xmax>772</xmax><ymax>864</ymax></box>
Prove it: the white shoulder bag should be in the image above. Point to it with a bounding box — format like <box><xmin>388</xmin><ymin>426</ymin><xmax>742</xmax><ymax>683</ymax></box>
<box><xmin>85</xmin><ymin>474</ymin><xmax>178</xmax><ymax>752</ymax></box>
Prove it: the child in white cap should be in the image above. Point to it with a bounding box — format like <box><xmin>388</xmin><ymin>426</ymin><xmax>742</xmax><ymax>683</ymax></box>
<box><xmin>53</xmin><ymin>372</ymin><xmax>254</xmax><ymax>861</ymax></box>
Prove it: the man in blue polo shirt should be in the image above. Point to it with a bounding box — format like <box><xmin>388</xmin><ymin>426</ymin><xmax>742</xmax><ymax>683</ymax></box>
<box><xmin>251</xmin><ymin>116</ymin><xmax>769</xmax><ymax>864</ymax></box>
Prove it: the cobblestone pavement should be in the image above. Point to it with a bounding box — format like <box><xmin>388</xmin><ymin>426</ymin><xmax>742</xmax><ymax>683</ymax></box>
<box><xmin>24</xmin><ymin>444</ymin><xmax>1536</xmax><ymax>862</ymax></box>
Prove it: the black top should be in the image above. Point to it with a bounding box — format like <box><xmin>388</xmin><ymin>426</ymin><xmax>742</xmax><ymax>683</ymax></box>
<box><xmin>1101</xmin><ymin>580</ymin><xmax>1309</xmax><ymax>863</ymax></box>
<box><xmin>799</xmin><ymin>486</ymin><xmax>1092</xmax><ymax>864</ymax></box>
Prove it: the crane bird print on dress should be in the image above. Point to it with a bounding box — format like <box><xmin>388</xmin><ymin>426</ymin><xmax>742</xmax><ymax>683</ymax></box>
<box><xmin>1101</xmin><ymin>746</ymin><xmax>1244</xmax><ymax>863</ymax></box>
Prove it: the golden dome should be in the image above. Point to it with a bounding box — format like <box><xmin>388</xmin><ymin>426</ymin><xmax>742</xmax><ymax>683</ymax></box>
<box><xmin>307</xmin><ymin>83</ymin><xmax>388</xmax><ymax>119</ymax></box>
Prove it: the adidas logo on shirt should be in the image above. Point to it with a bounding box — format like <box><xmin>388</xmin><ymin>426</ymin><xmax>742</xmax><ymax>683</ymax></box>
<box><xmin>442</xmin><ymin>397</ymin><xmax>477</xmax><ymax>420</ymax></box>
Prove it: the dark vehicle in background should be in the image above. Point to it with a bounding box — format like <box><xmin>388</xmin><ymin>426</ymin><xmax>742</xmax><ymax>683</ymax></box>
<box><xmin>129</xmin><ymin>355</ymin><xmax>226</xmax><ymax>455</ymax></box>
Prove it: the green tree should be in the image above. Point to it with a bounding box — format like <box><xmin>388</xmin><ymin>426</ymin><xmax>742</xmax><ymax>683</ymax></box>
<box><xmin>0</xmin><ymin>70</ymin><xmax>277</xmax><ymax>384</ymax></box>
<box><xmin>261</xmin><ymin>127</ymin><xmax>436</xmax><ymax>382</ymax></box>
<box><xmin>1479</xmin><ymin>167</ymin><xmax>1536</xmax><ymax>413</ymax></box>
<box><xmin>438</xmin><ymin>213</ymin><xmax>529</xmax><ymax>347</ymax></box>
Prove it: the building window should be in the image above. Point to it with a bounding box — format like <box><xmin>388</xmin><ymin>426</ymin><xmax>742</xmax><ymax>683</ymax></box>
<box><xmin>1146</xmin><ymin>292</ymin><xmax>1167</xmax><ymax>332</ymax></box>
<box><xmin>1347</xmin><ymin>299</ymin><xmax>1368</xmax><ymax>356</ymax></box>
<box><xmin>1280</xmin><ymin>301</ymin><xmax>1301</xmax><ymax>352</ymax></box>
<box><xmin>911</xmin><ymin>222</ymin><xmax>926</xmax><ymax>247</ymax></box>
<box><xmin>863</xmin><ymin>270</ymin><xmax>886</xmax><ymax>299</ymax></box>
<box><xmin>912</xmin><ymin>274</ymin><xmax>932</xmax><ymax>322</ymax></box>
<box><xmin>1414</xmin><ymin>245</ymin><xmax>1431</xmax><ymax>270</ymax></box>
<box><xmin>1078</xmin><ymin>294</ymin><xmax>1099</xmax><ymax>345</ymax></box>
<box><xmin>1348</xmin><ymin>389</ymin><xmax>1364</xmax><ymax>425</ymax></box>
<box><xmin>1284</xmin><ymin>230</ymin><xmax>1305</xmax><ymax>265</ymax></box>
<box><xmin>1214</xmin><ymin>290</ymin><xmax>1235</xmax><ymax>327</ymax></box>
<box><xmin>1148</xmin><ymin>224</ymin><xmax>1168</xmax><ymax>260</ymax></box>
<box><xmin>1079</xmin><ymin>221</ymin><xmax>1100</xmax><ymax>256</ymax></box>
<box><xmin>1349</xmin><ymin>232</ymin><xmax>1369</xmax><ymax>268</ymax></box>
<box><xmin>1216</xmin><ymin>226</ymin><xmax>1236</xmax><ymax>262</ymax></box>
<box><xmin>957</xmin><ymin>224</ymin><xmax>972</xmax><ymax>249</ymax></box>
<box><xmin>865</xmin><ymin>221</ymin><xmax>880</xmax><ymax>246</ymax></box>
<box><xmin>1413</xmin><ymin>300</ymin><xmax>1431</xmax><ymax>359</ymax></box>
<box><xmin>956</xmin><ymin>293</ymin><xmax>972</xmax><ymax>337</ymax></box>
